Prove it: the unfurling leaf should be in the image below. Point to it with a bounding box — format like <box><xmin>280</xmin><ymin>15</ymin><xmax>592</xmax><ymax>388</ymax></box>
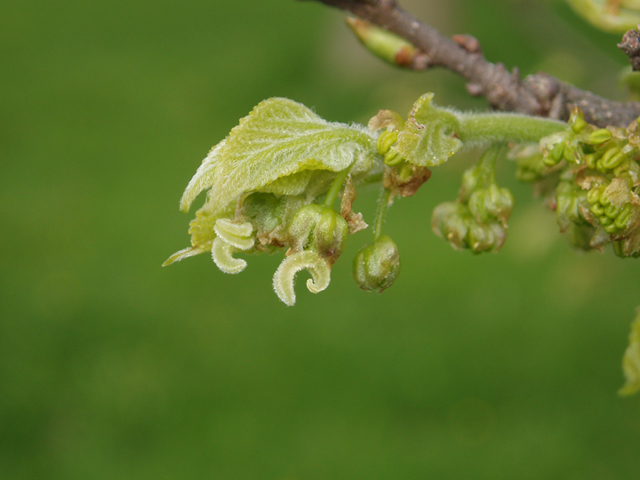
<box><xmin>392</xmin><ymin>93</ymin><xmax>462</xmax><ymax>167</ymax></box>
<box><xmin>185</xmin><ymin>97</ymin><xmax>379</xmax><ymax>215</ymax></box>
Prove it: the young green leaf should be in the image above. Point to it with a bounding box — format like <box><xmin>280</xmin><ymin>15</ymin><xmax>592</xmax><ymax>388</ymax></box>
<box><xmin>194</xmin><ymin>97</ymin><xmax>379</xmax><ymax>214</ymax></box>
<box><xmin>392</xmin><ymin>93</ymin><xmax>463</xmax><ymax>167</ymax></box>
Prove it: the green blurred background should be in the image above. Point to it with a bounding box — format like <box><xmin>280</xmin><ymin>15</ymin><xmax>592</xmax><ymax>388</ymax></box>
<box><xmin>1</xmin><ymin>0</ymin><xmax>639</xmax><ymax>478</ymax></box>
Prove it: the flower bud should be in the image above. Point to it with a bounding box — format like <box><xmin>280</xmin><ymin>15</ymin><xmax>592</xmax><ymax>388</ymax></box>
<box><xmin>569</xmin><ymin>107</ymin><xmax>587</xmax><ymax>134</ymax></box>
<box><xmin>384</xmin><ymin>149</ymin><xmax>404</xmax><ymax>166</ymax></box>
<box><xmin>600</xmin><ymin>146</ymin><xmax>622</xmax><ymax>169</ymax></box>
<box><xmin>431</xmin><ymin>202</ymin><xmax>469</xmax><ymax>250</ymax></box>
<box><xmin>614</xmin><ymin>239</ymin><xmax>640</xmax><ymax>258</ymax></box>
<box><xmin>346</xmin><ymin>17</ymin><xmax>426</xmax><ymax>69</ymax></box>
<box><xmin>563</xmin><ymin>142</ymin><xmax>583</xmax><ymax>163</ymax></box>
<box><xmin>602</xmin><ymin>150</ymin><xmax>627</xmax><ymax>170</ymax></box>
<box><xmin>287</xmin><ymin>204</ymin><xmax>349</xmax><ymax>264</ymax></box>
<box><xmin>615</xmin><ymin>204</ymin><xmax>634</xmax><ymax>230</ymax></box>
<box><xmin>353</xmin><ymin>235</ymin><xmax>401</xmax><ymax>293</ymax></box>
<box><xmin>432</xmin><ymin>202</ymin><xmax>507</xmax><ymax>253</ymax></box>
<box><xmin>376</xmin><ymin>130</ymin><xmax>398</xmax><ymax>155</ymax></box>
<box><xmin>545</xmin><ymin>141</ymin><xmax>565</xmax><ymax>166</ymax></box>
<box><xmin>584</xmin><ymin>152</ymin><xmax>600</xmax><ymax>169</ymax></box>
<box><xmin>540</xmin><ymin>131</ymin><xmax>568</xmax><ymax>166</ymax></box>
<box><xmin>466</xmin><ymin>221</ymin><xmax>506</xmax><ymax>253</ymax></box>
<box><xmin>588</xmin><ymin>128</ymin><xmax>613</xmax><ymax>145</ymax></box>
<box><xmin>468</xmin><ymin>184</ymin><xmax>514</xmax><ymax>225</ymax></box>
<box><xmin>555</xmin><ymin>180</ymin><xmax>586</xmax><ymax>232</ymax></box>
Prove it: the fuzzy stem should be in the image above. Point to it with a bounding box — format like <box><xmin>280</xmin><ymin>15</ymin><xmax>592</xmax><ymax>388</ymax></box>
<box><xmin>373</xmin><ymin>187</ymin><xmax>392</xmax><ymax>240</ymax></box>
<box><xmin>457</xmin><ymin>113</ymin><xmax>567</xmax><ymax>145</ymax></box>
<box><xmin>324</xmin><ymin>167</ymin><xmax>352</xmax><ymax>208</ymax></box>
<box><xmin>476</xmin><ymin>143</ymin><xmax>504</xmax><ymax>186</ymax></box>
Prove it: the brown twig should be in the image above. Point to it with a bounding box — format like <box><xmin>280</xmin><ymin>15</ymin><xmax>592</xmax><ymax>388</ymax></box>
<box><xmin>619</xmin><ymin>27</ymin><xmax>640</xmax><ymax>71</ymax></box>
<box><xmin>300</xmin><ymin>0</ymin><xmax>640</xmax><ymax>128</ymax></box>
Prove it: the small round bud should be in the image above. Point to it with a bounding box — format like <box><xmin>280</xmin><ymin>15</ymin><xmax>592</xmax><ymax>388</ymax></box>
<box><xmin>432</xmin><ymin>201</ymin><xmax>507</xmax><ymax>253</ymax></box>
<box><xmin>287</xmin><ymin>204</ymin><xmax>349</xmax><ymax>264</ymax></box>
<box><xmin>569</xmin><ymin>108</ymin><xmax>587</xmax><ymax>134</ymax></box>
<box><xmin>384</xmin><ymin>149</ymin><xmax>404</xmax><ymax>166</ymax></box>
<box><xmin>376</xmin><ymin>130</ymin><xmax>398</xmax><ymax>155</ymax></box>
<box><xmin>468</xmin><ymin>184</ymin><xmax>514</xmax><ymax>225</ymax></box>
<box><xmin>545</xmin><ymin>142</ymin><xmax>565</xmax><ymax>166</ymax></box>
<box><xmin>584</xmin><ymin>153</ymin><xmax>599</xmax><ymax>169</ymax></box>
<box><xmin>600</xmin><ymin>146</ymin><xmax>623</xmax><ymax>170</ymax></box>
<box><xmin>615</xmin><ymin>204</ymin><xmax>634</xmax><ymax>230</ymax></box>
<box><xmin>431</xmin><ymin>202</ymin><xmax>469</xmax><ymax>250</ymax></box>
<box><xmin>353</xmin><ymin>235</ymin><xmax>401</xmax><ymax>293</ymax></box>
<box><xmin>468</xmin><ymin>221</ymin><xmax>507</xmax><ymax>253</ymax></box>
<box><xmin>603</xmin><ymin>221</ymin><xmax>618</xmax><ymax>234</ymax></box>
<box><xmin>586</xmin><ymin>184</ymin><xmax>603</xmax><ymax>204</ymax></box>
<box><xmin>590</xmin><ymin>202</ymin><xmax>605</xmax><ymax>217</ymax></box>
<box><xmin>588</xmin><ymin>128</ymin><xmax>613</xmax><ymax>145</ymax></box>
<box><xmin>563</xmin><ymin>143</ymin><xmax>580</xmax><ymax>163</ymax></box>
<box><xmin>613</xmin><ymin>159</ymin><xmax>632</xmax><ymax>177</ymax></box>
<box><xmin>599</xmin><ymin>215</ymin><xmax>614</xmax><ymax>226</ymax></box>
<box><xmin>602</xmin><ymin>150</ymin><xmax>627</xmax><ymax>170</ymax></box>
<box><xmin>604</xmin><ymin>204</ymin><xmax>621</xmax><ymax>219</ymax></box>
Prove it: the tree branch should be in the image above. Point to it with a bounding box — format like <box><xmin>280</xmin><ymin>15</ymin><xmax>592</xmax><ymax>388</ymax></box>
<box><xmin>301</xmin><ymin>0</ymin><xmax>640</xmax><ymax>128</ymax></box>
<box><xmin>619</xmin><ymin>27</ymin><xmax>640</xmax><ymax>71</ymax></box>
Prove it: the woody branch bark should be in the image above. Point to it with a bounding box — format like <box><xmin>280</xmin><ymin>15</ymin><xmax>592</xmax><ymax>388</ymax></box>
<box><xmin>300</xmin><ymin>0</ymin><xmax>640</xmax><ymax>128</ymax></box>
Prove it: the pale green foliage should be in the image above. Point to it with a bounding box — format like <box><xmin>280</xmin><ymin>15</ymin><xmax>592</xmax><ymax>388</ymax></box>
<box><xmin>392</xmin><ymin>93</ymin><xmax>463</xmax><ymax>167</ymax></box>
<box><xmin>181</xmin><ymin>97</ymin><xmax>378</xmax><ymax>215</ymax></box>
<box><xmin>164</xmin><ymin>90</ymin><xmax>640</xmax><ymax>385</ymax></box>
<box><xmin>386</xmin><ymin>93</ymin><xmax>565</xmax><ymax>167</ymax></box>
<box><xmin>164</xmin><ymin>97</ymin><xmax>381</xmax><ymax>271</ymax></box>
<box><xmin>166</xmin><ymin>95</ymin><xmax>572</xmax><ymax>306</ymax></box>
<box><xmin>566</xmin><ymin>0</ymin><xmax>640</xmax><ymax>33</ymax></box>
<box><xmin>620</xmin><ymin>310</ymin><xmax>640</xmax><ymax>395</ymax></box>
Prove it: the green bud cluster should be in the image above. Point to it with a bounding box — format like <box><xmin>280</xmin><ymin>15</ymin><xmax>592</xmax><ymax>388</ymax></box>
<box><xmin>169</xmin><ymin>96</ymin><xmax>640</xmax><ymax>308</ymax></box>
<box><xmin>467</xmin><ymin>183</ymin><xmax>514</xmax><ymax>225</ymax></box>
<box><xmin>432</xmin><ymin>146</ymin><xmax>514</xmax><ymax>254</ymax></box>
<box><xmin>585</xmin><ymin>180</ymin><xmax>635</xmax><ymax>235</ymax></box>
<box><xmin>432</xmin><ymin>201</ymin><xmax>507</xmax><ymax>253</ymax></box>
<box><xmin>541</xmin><ymin>109</ymin><xmax>588</xmax><ymax>167</ymax></box>
<box><xmin>514</xmin><ymin>108</ymin><xmax>640</xmax><ymax>256</ymax></box>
